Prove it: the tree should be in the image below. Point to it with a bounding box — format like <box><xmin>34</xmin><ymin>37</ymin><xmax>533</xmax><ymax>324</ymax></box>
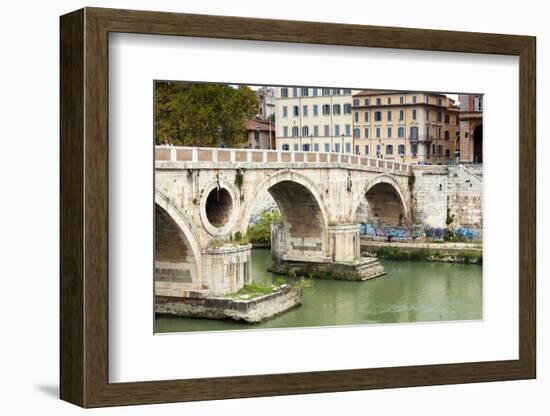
<box><xmin>154</xmin><ymin>82</ymin><xmax>258</xmax><ymax>147</ymax></box>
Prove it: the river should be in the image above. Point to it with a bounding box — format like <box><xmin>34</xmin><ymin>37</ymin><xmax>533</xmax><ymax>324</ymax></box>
<box><xmin>155</xmin><ymin>248</ymin><xmax>482</xmax><ymax>333</ymax></box>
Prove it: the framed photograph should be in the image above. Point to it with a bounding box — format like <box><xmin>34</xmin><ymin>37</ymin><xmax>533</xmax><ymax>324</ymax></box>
<box><xmin>60</xmin><ymin>7</ymin><xmax>536</xmax><ymax>408</ymax></box>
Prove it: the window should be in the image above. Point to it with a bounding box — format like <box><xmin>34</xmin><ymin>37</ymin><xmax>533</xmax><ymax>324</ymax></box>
<box><xmin>432</xmin><ymin>144</ymin><xmax>436</xmax><ymax>154</ymax></box>
<box><xmin>398</xmin><ymin>127</ymin><xmax>405</xmax><ymax>138</ymax></box>
<box><xmin>283</xmin><ymin>106</ymin><xmax>288</xmax><ymax>117</ymax></box>
<box><xmin>410</xmin><ymin>126</ymin><xmax>419</xmax><ymax>140</ymax></box>
<box><xmin>293</xmin><ymin>106</ymin><xmax>299</xmax><ymax>117</ymax></box>
<box><xmin>398</xmin><ymin>144</ymin><xmax>405</xmax><ymax>155</ymax></box>
<box><xmin>292</xmin><ymin>143</ymin><xmax>297</xmax><ymax>151</ymax></box>
<box><xmin>474</xmin><ymin>96</ymin><xmax>483</xmax><ymax>111</ymax></box>
<box><xmin>313</xmin><ymin>125</ymin><xmax>319</xmax><ymax>137</ymax></box>
<box><xmin>333</xmin><ymin>104</ymin><xmax>341</xmax><ymax>115</ymax></box>
<box><xmin>353</xmin><ymin>128</ymin><xmax>360</xmax><ymax>138</ymax></box>
<box><xmin>376</xmin><ymin>98</ymin><xmax>381</xmax><ymax>105</ymax></box>
<box><xmin>400</xmin><ymin>96</ymin><xmax>404</xmax><ymax>104</ymax></box>
<box><xmin>292</xmin><ymin>87</ymin><xmax>298</xmax><ymax>97</ymax></box>
<box><xmin>324</xmin><ymin>143</ymin><xmax>330</xmax><ymax>152</ymax></box>
<box><xmin>355</xmin><ymin>145</ymin><xmax>360</xmax><ymax>155</ymax></box>
<box><xmin>314</xmin><ymin>143</ymin><xmax>319</xmax><ymax>152</ymax></box>
<box><xmin>353</xmin><ymin>98</ymin><xmax>359</xmax><ymax>106</ymax></box>
<box><xmin>399</xmin><ymin>110</ymin><xmax>404</xmax><ymax>121</ymax></box>
<box><xmin>354</xmin><ymin>112</ymin><xmax>359</xmax><ymax>122</ymax></box>
<box><xmin>412</xmin><ymin>95</ymin><xmax>417</xmax><ymax>104</ymax></box>
<box><xmin>411</xmin><ymin>143</ymin><xmax>418</xmax><ymax>156</ymax></box>
<box><xmin>376</xmin><ymin>144</ymin><xmax>381</xmax><ymax>156</ymax></box>
<box><xmin>444</xmin><ymin>130</ymin><xmax>450</xmax><ymax>140</ymax></box>
<box><xmin>364</xmin><ymin>127</ymin><xmax>369</xmax><ymax>138</ymax></box>
<box><xmin>374</xmin><ymin>111</ymin><xmax>382</xmax><ymax>122</ymax></box>
<box><xmin>387</xmin><ymin>97</ymin><xmax>392</xmax><ymax>105</ymax></box>
<box><xmin>281</xmin><ymin>88</ymin><xmax>288</xmax><ymax>98</ymax></box>
<box><xmin>437</xmin><ymin>145</ymin><xmax>443</xmax><ymax>155</ymax></box>
<box><xmin>301</xmin><ymin>87</ymin><xmax>309</xmax><ymax>96</ymax></box>
<box><xmin>333</xmin><ymin>88</ymin><xmax>340</xmax><ymax>95</ymax></box>
<box><xmin>322</xmin><ymin>88</ymin><xmax>330</xmax><ymax>96</ymax></box>
<box><xmin>324</xmin><ymin>125</ymin><xmax>330</xmax><ymax>137</ymax></box>
<box><xmin>343</xmin><ymin>89</ymin><xmax>352</xmax><ymax>95</ymax></box>
<box><xmin>343</xmin><ymin>103</ymin><xmax>352</xmax><ymax>114</ymax></box>
<box><xmin>282</xmin><ymin>144</ymin><xmax>289</xmax><ymax>150</ymax></box>
<box><xmin>335</xmin><ymin>125</ymin><xmax>340</xmax><ymax>136</ymax></box>
<box><xmin>345</xmin><ymin>143</ymin><xmax>351</xmax><ymax>153</ymax></box>
<box><xmin>438</xmin><ymin>98</ymin><xmax>442</xmax><ymax>106</ymax></box>
<box><xmin>322</xmin><ymin>104</ymin><xmax>330</xmax><ymax>115</ymax></box>
<box><xmin>313</xmin><ymin>104</ymin><xmax>318</xmax><ymax>116</ymax></box>
<box><xmin>365</xmin><ymin>98</ymin><xmax>370</xmax><ymax>106</ymax></box>
<box><xmin>376</xmin><ymin>127</ymin><xmax>380</xmax><ymax>138</ymax></box>
<box><xmin>387</xmin><ymin>111</ymin><xmax>392</xmax><ymax>121</ymax></box>
<box><xmin>437</xmin><ymin>112</ymin><xmax>442</xmax><ymax>122</ymax></box>
<box><xmin>364</xmin><ymin>111</ymin><xmax>369</xmax><ymax>122</ymax></box>
<box><xmin>283</xmin><ymin>126</ymin><xmax>288</xmax><ymax>137</ymax></box>
<box><xmin>302</xmin><ymin>126</ymin><xmax>309</xmax><ymax>137</ymax></box>
<box><xmin>445</xmin><ymin>149</ymin><xmax>450</xmax><ymax>157</ymax></box>
<box><xmin>387</xmin><ymin>127</ymin><xmax>392</xmax><ymax>138</ymax></box>
<box><xmin>335</xmin><ymin>143</ymin><xmax>340</xmax><ymax>152</ymax></box>
<box><xmin>292</xmin><ymin>126</ymin><xmax>299</xmax><ymax>137</ymax></box>
<box><xmin>445</xmin><ymin>114</ymin><xmax>450</xmax><ymax>124</ymax></box>
<box><xmin>302</xmin><ymin>144</ymin><xmax>310</xmax><ymax>151</ymax></box>
<box><xmin>345</xmin><ymin>124</ymin><xmax>351</xmax><ymax>136</ymax></box>
<box><xmin>412</xmin><ymin>109</ymin><xmax>417</xmax><ymax>120</ymax></box>
<box><xmin>303</xmin><ymin>105</ymin><xmax>308</xmax><ymax>117</ymax></box>
<box><xmin>365</xmin><ymin>145</ymin><xmax>369</xmax><ymax>155</ymax></box>
<box><xmin>312</xmin><ymin>88</ymin><xmax>318</xmax><ymax>96</ymax></box>
<box><xmin>436</xmin><ymin>127</ymin><xmax>442</xmax><ymax>139</ymax></box>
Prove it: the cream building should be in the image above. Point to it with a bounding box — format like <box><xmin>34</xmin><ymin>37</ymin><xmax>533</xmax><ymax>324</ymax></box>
<box><xmin>352</xmin><ymin>91</ymin><xmax>460</xmax><ymax>164</ymax></box>
<box><xmin>274</xmin><ymin>87</ymin><xmax>359</xmax><ymax>153</ymax></box>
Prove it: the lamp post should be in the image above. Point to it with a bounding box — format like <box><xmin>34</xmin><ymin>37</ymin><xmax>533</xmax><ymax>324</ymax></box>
<box><xmin>341</xmin><ymin>134</ymin><xmax>345</xmax><ymax>154</ymax></box>
<box><xmin>310</xmin><ymin>134</ymin><xmax>314</xmax><ymax>152</ymax></box>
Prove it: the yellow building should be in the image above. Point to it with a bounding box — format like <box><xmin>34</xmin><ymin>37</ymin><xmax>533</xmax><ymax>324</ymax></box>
<box><xmin>274</xmin><ymin>87</ymin><xmax>359</xmax><ymax>153</ymax></box>
<box><xmin>352</xmin><ymin>90</ymin><xmax>460</xmax><ymax>164</ymax></box>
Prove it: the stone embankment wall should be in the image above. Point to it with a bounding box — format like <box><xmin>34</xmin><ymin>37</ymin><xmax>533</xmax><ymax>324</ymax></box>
<box><xmin>412</xmin><ymin>165</ymin><xmax>482</xmax><ymax>230</ymax></box>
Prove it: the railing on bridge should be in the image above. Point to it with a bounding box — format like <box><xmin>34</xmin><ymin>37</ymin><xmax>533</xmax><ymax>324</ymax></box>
<box><xmin>155</xmin><ymin>146</ymin><xmax>412</xmax><ymax>175</ymax></box>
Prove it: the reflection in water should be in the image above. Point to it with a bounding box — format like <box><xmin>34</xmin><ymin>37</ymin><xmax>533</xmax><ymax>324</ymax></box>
<box><xmin>155</xmin><ymin>248</ymin><xmax>482</xmax><ymax>333</ymax></box>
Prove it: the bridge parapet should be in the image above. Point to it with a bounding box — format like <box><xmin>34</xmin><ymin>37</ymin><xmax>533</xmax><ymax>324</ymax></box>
<box><xmin>156</xmin><ymin>146</ymin><xmax>412</xmax><ymax>175</ymax></box>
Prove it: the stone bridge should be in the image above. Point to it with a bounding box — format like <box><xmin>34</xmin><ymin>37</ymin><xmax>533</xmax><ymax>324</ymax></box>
<box><xmin>155</xmin><ymin>146</ymin><xmax>415</xmax><ymax>298</ymax></box>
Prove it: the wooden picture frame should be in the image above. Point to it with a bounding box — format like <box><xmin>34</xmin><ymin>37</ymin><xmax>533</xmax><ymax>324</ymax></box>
<box><xmin>60</xmin><ymin>7</ymin><xmax>536</xmax><ymax>408</ymax></box>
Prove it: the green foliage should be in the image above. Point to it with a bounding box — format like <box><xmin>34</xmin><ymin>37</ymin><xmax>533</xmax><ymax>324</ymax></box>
<box><xmin>234</xmin><ymin>231</ymin><xmax>250</xmax><ymax>245</ymax></box>
<box><xmin>247</xmin><ymin>210</ymin><xmax>282</xmax><ymax>244</ymax></box>
<box><xmin>154</xmin><ymin>82</ymin><xmax>259</xmax><ymax>147</ymax></box>
<box><xmin>445</xmin><ymin>207</ymin><xmax>455</xmax><ymax>227</ymax></box>
<box><xmin>235</xmin><ymin>170</ymin><xmax>244</xmax><ymax>191</ymax></box>
<box><xmin>207</xmin><ymin>239</ymin><xmax>226</xmax><ymax>249</ymax></box>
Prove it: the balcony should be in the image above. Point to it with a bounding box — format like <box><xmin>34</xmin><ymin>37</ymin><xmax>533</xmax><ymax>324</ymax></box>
<box><xmin>409</xmin><ymin>134</ymin><xmax>433</xmax><ymax>143</ymax></box>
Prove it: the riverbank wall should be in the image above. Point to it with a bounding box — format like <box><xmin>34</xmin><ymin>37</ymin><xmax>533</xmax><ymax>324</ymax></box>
<box><xmin>361</xmin><ymin>240</ymin><xmax>482</xmax><ymax>264</ymax></box>
<box><xmin>155</xmin><ymin>285</ymin><xmax>302</xmax><ymax>323</ymax></box>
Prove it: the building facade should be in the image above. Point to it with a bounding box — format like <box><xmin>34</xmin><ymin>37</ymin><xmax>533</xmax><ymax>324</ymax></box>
<box><xmin>351</xmin><ymin>91</ymin><xmax>460</xmax><ymax>164</ymax></box>
<box><xmin>243</xmin><ymin>118</ymin><xmax>275</xmax><ymax>149</ymax></box>
<box><xmin>256</xmin><ymin>87</ymin><xmax>275</xmax><ymax>121</ymax></box>
<box><xmin>458</xmin><ymin>94</ymin><xmax>483</xmax><ymax>164</ymax></box>
<box><xmin>274</xmin><ymin>87</ymin><xmax>359</xmax><ymax>153</ymax></box>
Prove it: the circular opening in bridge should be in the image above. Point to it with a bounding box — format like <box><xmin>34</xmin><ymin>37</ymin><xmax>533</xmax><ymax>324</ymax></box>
<box><xmin>205</xmin><ymin>187</ymin><xmax>233</xmax><ymax>228</ymax></box>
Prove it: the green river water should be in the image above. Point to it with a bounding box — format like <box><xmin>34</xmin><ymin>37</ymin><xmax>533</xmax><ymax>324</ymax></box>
<box><xmin>155</xmin><ymin>248</ymin><xmax>482</xmax><ymax>333</ymax></box>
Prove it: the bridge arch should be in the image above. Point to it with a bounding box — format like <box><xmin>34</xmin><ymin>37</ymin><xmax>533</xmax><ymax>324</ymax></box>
<box><xmin>155</xmin><ymin>188</ymin><xmax>203</xmax><ymax>289</ymax></box>
<box><xmin>354</xmin><ymin>174</ymin><xmax>411</xmax><ymax>227</ymax></box>
<box><xmin>243</xmin><ymin>170</ymin><xmax>330</xmax><ymax>260</ymax></box>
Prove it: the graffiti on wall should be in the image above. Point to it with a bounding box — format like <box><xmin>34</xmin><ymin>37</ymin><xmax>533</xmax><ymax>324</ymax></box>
<box><xmin>359</xmin><ymin>222</ymin><xmax>482</xmax><ymax>241</ymax></box>
<box><xmin>455</xmin><ymin>226</ymin><xmax>482</xmax><ymax>240</ymax></box>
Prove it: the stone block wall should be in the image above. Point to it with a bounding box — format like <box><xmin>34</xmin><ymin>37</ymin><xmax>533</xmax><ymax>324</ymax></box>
<box><xmin>412</xmin><ymin>165</ymin><xmax>482</xmax><ymax>229</ymax></box>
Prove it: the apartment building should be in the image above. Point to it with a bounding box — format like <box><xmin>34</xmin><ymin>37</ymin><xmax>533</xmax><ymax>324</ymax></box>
<box><xmin>352</xmin><ymin>90</ymin><xmax>460</xmax><ymax>164</ymax></box>
<box><xmin>458</xmin><ymin>94</ymin><xmax>483</xmax><ymax>164</ymax></box>
<box><xmin>274</xmin><ymin>87</ymin><xmax>359</xmax><ymax>153</ymax></box>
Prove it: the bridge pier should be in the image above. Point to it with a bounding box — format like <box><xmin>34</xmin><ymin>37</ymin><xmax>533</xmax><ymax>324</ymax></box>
<box><xmin>271</xmin><ymin>222</ymin><xmax>384</xmax><ymax>281</ymax></box>
<box><xmin>201</xmin><ymin>244</ymin><xmax>253</xmax><ymax>296</ymax></box>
